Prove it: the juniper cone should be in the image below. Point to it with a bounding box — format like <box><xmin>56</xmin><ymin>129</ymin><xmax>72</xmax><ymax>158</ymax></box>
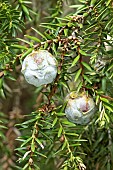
<box><xmin>21</xmin><ymin>50</ymin><xmax>57</xmax><ymax>87</ymax></box>
<box><xmin>65</xmin><ymin>92</ymin><xmax>96</xmax><ymax>125</ymax></box>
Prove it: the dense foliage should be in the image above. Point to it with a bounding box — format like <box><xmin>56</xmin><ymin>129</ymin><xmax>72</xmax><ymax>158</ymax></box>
<box><xmin>0</xmin><ymin>0</ymin><xmax>113</xmax><ymax>170</ymax></box>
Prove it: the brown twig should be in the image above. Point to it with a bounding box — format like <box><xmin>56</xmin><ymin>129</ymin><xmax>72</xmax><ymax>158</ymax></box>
<box><xmin>77</xmin><ymin>45</ymin><xmax>85</xmax><ymax>90</ymax></box>
<box><xmin>100</xmin><ymin>94</ymin><xmax>113</xmax><ymax>101</ymax></box>
<box><xmin>47</xmin><ymin>53</ymin><xmax>65</xmax><ymax>105</ymax></box>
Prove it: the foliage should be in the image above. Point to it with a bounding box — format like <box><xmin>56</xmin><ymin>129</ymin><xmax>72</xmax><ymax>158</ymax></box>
<box><xmin>0</xmin><ymin>0</ymin><xmax>113</xmax><ymax>170</ymax></box>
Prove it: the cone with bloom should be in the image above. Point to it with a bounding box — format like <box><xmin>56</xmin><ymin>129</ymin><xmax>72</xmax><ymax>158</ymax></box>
<box><xmin>65</xmin><ymin>92</ymin><xmax>96</xmax><ymax>125</ymax></box>
<box><xmin>21</xmin><ymin>50</ymin><xmax>57</xmax><ymax>87</ymax></box>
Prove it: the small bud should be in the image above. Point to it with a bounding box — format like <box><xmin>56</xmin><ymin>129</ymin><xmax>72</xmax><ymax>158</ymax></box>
<box><xmin>65</xmin><ymin>92</ymin><xmax>96</xmax><ymax>125</ymax></box>
<box><xmin>21</xmin><ymin>50</ymin><xmax>57</xmax><ymax>87</ymax></box>
<box><xmin>60</xmin><ymin>135</ymin><xmax>65</xmax><ymax>143</ymax></box>
<box><xmin>29</xmin><ymin>158</ymin><xmax>33</xmax><ymax>165</ymax></box>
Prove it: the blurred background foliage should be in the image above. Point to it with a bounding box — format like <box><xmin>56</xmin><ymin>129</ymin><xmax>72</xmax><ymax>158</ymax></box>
<box><xmin>0</xmin><ymin>0</ymin><xmax>113</xmax><ymax>170</ymax></box>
